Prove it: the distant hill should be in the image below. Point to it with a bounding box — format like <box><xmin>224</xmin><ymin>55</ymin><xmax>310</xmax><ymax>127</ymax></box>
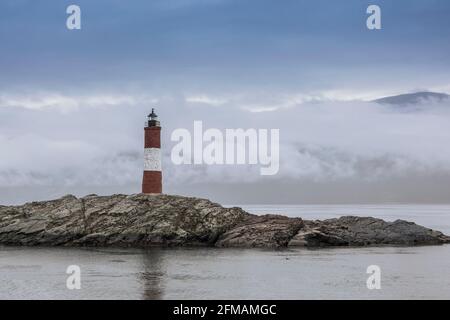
<box><xmin>372</xmin><ymin>91</ymin><xmax>450</xmax><ymax>106</ymax></box>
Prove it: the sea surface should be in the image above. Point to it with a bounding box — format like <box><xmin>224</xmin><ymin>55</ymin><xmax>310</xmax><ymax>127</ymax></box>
<box><xmin>1</xmin><ymin>204</ymin><xmax>450</xmax><ymax>300</ymax></box>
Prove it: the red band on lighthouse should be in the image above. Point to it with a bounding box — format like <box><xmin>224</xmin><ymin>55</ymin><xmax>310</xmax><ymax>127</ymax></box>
<box><xmin>144</xmin><ymin>127</ymin><xmax>161</xmax><ymax>148</ymax></box>
<box><xmin>142</xmin><ymin>109</ymin><xmax>162</xmax><ymax>194</ymax></box>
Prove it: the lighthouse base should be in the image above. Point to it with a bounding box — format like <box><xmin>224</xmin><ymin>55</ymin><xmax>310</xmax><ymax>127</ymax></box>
<box><xmin>142</xmin><ymin>171</ymin><xmax>162</xmax><ymax>194</ymax></box>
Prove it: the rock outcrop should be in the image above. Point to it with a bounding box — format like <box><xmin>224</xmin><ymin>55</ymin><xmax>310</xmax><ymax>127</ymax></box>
<box><xmin>216</xmin><ymin>214</ymin><xmax>304</xmax><ymax>248</ymax></box>
<box><xmin>0</xmin><ymin>194</ymin><xmax>448</xmax><ymax>248</ymax></box>
<box><xmin>288</xmin><ymin>216</ymin><xmax>450</xmax><ymax>247</ymax></box>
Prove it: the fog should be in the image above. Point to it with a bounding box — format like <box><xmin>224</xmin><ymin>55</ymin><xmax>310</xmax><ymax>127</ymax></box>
<box><xmin>1</xmin><ymin>92</ymin><xmax>450</xmax><ymax>204</ymax></box>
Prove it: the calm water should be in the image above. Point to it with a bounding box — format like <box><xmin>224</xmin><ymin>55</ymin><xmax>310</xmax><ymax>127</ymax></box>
<box><xmin>1</xmin><ymin>205</ymin><xmax>450</xmax><ymax>300</ymax></box>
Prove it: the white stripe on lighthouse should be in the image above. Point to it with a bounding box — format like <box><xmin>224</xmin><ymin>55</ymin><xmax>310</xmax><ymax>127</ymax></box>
<box><xmin>144</xmin><ymin>148</ymin><xmax>161</xmax><ymax>171</ymax></box>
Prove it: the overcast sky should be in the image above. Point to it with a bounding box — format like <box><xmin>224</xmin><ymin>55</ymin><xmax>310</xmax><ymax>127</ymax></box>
<box><xmin>1</xmin><ymin>0</ymin><xmax>450</xmax><ymax>204</ymax></box>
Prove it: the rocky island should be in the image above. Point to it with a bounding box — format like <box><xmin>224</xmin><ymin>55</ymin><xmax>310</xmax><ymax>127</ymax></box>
<box><xmin>0</xmin><ymin>194</ymin><xmax>448</xmax><ymax>248</ymax></box>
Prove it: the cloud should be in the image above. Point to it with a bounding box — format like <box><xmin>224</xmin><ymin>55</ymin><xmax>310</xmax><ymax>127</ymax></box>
<box><xmin>0</xmin><ymin>92</ymin><xmax>156</xmax><ymax>112</ymax></box>
<box><xmin>1</xmin><ymin>90</ymin><xmax>450</xmax><ymax>203</ymax></box>
<box><xmin>185</xmin><ymin>95</ymin><xmax>227</xmax><ymax>106</ymax></box>
<box><xmin>183</xmin><ymin>90</ymin><xmax>408</xmax><ymax>113</ymax></box>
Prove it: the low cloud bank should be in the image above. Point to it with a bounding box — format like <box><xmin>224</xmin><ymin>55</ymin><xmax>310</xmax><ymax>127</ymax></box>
<box><xmin>1</xmin><ymin>91</ymin><xmax>450</xmax><ymax>203</ymax></box>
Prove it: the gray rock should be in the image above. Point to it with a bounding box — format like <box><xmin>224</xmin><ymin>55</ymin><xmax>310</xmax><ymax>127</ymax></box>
<box><xmin>0</xmin><ymin>194</ymin><xmax>247</xmax><ymax>247</ymax></box>
<box><xmin>0</xmin><ymin>194</ymin><xmax>448</xmax><ymax>248</ymax></box>
<box><xmin>288</xmin><ymin>216</ymin><xmax>450</xmax><ymax>247</ymax></box>
<box><xmin>215</xmin><ymin>214</ymin><xmax>304</xmax><ymax>248</ymax></box>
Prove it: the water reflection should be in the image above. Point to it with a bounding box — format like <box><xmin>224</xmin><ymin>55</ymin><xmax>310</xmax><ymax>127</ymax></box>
<box><xmin>1</xmin><ymin>245</ymin><xmax>450</xmax><ymax>299</ymax></box>
<box><xmin>139</xmin><ymin>250</ymin><xmax>165</xmax><ymax>299</ymax></box>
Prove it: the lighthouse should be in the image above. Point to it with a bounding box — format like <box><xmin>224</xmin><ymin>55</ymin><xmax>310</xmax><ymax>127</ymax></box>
<box><xmin>142</xmin><ymin>108</ymin><xmax>162</xmax><ymax>194</ymax></box>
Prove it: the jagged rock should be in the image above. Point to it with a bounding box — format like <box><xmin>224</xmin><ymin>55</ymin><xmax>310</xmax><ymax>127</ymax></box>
<box><xmin>0</xmin><ymin>194</ymin><xmax>247</xmax><ymax>247</ymax></box>
<box><xmin>0</xmin><ymin>194</ymin><xmax>448</xmax><ymax>248</ymax></box>
<box><xmin>215</xmin><ymin>214</ymin><xmax>304</xmax><ymax>248</ymax></box>
<box><xmin>288</xmin><ymin>216</ymin><xmax>450</xmax><ymax>247</ymax></box>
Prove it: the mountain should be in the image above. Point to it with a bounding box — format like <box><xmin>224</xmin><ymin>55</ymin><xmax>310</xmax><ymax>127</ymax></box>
<box><xmin>372</xmin><ymin>91</ymin><xmax>450</xmax><ymax>106</ymax></box>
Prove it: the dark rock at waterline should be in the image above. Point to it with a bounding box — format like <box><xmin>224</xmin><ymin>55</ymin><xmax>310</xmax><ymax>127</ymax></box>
<box><xmin>288</xmin><ymin>216</ymin><xmax>450</xmax><ymax>247</ymax></box>
<box><xmin>0</xmin><ymin>194</ymin><xmax>448</xmax><ymax>248</ymax></box>
<box><xmin>216</xmin><ymin>214</ymin><xmax>304</xmax><ymax>248</ymax></box>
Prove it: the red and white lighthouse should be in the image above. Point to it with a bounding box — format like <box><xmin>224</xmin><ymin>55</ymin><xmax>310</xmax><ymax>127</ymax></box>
<box><xmin>142</xmin><ymin>108</ymin><xmax>162</xmax><ymax>194</ymax></box>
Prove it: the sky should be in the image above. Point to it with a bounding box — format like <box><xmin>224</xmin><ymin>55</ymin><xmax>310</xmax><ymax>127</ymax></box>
<box><xmin>1</xmin><ymin>0</ymin><xmax>450</xmax><ymax>204</ymax></box>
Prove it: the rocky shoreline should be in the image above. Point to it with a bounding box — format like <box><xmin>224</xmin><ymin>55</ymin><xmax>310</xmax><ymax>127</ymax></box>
<box><xmin>0</xmin><ymin>194</ymin><xmax>448</xmax><ymax>248</ymax></box>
